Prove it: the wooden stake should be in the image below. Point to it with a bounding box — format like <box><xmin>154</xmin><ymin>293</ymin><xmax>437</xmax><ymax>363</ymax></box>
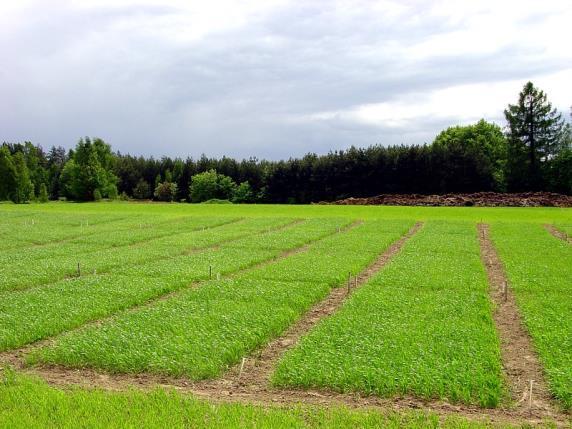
<box><xmin>77</xmin><ymin>262</ymin><xmax>81</xmax><ymax>277</ymax></box>
<box><xmin>529</xmin><ymin>379</ymin><xmax>534</xmax><ymax>409</ymax></box>
<box><xmin>238</xmin><ymin>357</ymin><xmax>246</xmax><ymax>378</ymax></box>
<box><xmin>504</xmin><ymin>281</ymin><xmax>508</xmax><ymax>302</ymax></box>
<box><xmin>347</xmin><ymin>272</ymin><xmax>351</xmax><ymax>294</ymax></box>
<box><xmin>209</xmin><ymin>266</ymin><xmax>212</xmax><ymax>279</ymax></box>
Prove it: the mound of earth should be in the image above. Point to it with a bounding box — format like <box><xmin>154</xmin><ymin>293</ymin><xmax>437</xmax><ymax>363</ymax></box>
<box><xmin>325</xmin><ymin>192</ymin><xmax>572</xmax><ymax>207</ymax></box>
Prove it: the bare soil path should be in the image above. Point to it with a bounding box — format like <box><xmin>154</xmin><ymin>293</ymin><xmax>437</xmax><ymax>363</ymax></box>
<box><xmin>544</xmin><ymin>224</ymin><xmax>572</xmax><ymax>244</ymax></box>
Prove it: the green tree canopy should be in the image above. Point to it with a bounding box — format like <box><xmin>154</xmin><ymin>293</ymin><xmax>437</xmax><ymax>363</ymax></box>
<box><xmin>189</xmin><ymin>169</ymin><xmax>237</xmax><ymax>203</ymax></box>
<box><xmin>59</xmin><ymin>137</ymin><xmax>118</xmax><ymax>201</ymax></box>
<box><xmin>154</xmin><ymin>181</ymin><xmax>178</xmax><ymax>202</ymax></box>
<box><xmin>432</xmin><ymin>119</ymin><xmax>507</xmax><ymax>190</ymax></box>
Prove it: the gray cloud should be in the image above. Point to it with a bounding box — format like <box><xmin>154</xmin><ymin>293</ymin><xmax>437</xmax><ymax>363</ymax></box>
<box><xmin>1</xmin><ymin>1</ymin><xmax>571</xmax><ymax>159</ymax></box>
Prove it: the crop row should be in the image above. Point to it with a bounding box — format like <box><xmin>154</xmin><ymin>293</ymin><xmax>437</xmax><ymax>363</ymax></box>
<box><xmin>0</xmin><ymin>217</ymin><xmax>291</xmax><ymax>292</ymax></box>
<box><xmin>30</xmin><ymin>220</ymin><xmax>414</xmax><ymax>378</ymax></box>
<box><xmin>273</xmin><ymin>221</ymin><xmax>503</xmax><ymax>408</ymax></box>
<box><xmin>0</xmin><ymin>218</ymin><xmax>348</xmax><ymax>351</ymax></box>
<box><xmin>490</xmin><ymin>223</ymin><xmax>572</xmax><ymax>410</ymax></box>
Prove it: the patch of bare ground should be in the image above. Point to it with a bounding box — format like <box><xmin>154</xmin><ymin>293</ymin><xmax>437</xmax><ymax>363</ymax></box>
<box><xmin>544</xmin><ymin>224</ymin><xmax>572</xmax><ymax>244</ymax></box>
<box><xmin>478</xmin><ymin>223</ymin><xmax>568</xmax><ymax>425</ymax></box>
<box><xmin>3</xmin><ymin>221</ymin><xmax>571</xmax><ymax>427</ymax></box>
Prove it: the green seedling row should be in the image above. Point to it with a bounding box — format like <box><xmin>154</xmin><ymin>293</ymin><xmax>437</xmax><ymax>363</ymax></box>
<box><xmin>273</xmin><ymin>221</ymin><xmax>503</xmax><ymax>408</ymax></box>
<box><xmin>490</xmin><ymin>223</ymin><xmax>572</xmax><ymax>410</ymax></box>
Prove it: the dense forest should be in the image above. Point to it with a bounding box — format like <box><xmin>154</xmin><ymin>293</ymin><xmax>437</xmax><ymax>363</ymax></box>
<box><xmin>1</xmin><ymin>82</ymin><xmax>571</xmax><ymax>204</ymax></box>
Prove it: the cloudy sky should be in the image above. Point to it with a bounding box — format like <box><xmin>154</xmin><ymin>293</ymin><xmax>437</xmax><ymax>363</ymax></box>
<box><xmin>1</xmin><ymin>0</ymin><xmax>571</xmax><ymax>159</ymax></box>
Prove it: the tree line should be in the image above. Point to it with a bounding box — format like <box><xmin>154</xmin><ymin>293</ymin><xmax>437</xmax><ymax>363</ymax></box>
<box><xmin>1</xmin><ymin>82</ymin><xmax>570</xmax><ymax>204</ymax></box>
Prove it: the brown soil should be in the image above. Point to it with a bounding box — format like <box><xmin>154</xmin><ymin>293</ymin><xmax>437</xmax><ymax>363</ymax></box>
<box><xmin>326</xmin><ymin>192</ymin><xmax>572</xmax><ymax>207</ymax></box>
<box><xmin>477</xmin><ymin>224</ymin><xmax>562</xmax><ymax>421</ymax></box>
<box><xmin>544</xmin><ymin>225</ymin><xmax>572</xmax><ymax>244</ymax></box>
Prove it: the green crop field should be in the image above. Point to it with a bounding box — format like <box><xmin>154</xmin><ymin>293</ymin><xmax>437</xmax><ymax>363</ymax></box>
<box><xmin>0</xmin><ymin>202</ymin><xmax>571</xmax><ymax>428</ymax></box>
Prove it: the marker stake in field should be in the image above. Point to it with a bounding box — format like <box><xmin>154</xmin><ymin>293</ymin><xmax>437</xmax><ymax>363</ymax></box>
<box><xmin>77</xmin><ymin>262</ymin><xmax>81</xmax><ymax>277</ymax></box>
<box><xmin>238</xmin><ymin>357</ymin><xmax>246</xmax><ymax>378</ymax></box>
<box><xmin>347</xmin><ymin>272</ymin><xmax>351</xmax><ymax>294</ymax></box>
<box><xmin>529</xmin><ymin>379</ymin><xmax>534</xmax><ymax>409</ymax></box>
<box><xmin>209</xmin><ymin>265</ymin><xmax>212</xmax><ymax>279</ymax></box>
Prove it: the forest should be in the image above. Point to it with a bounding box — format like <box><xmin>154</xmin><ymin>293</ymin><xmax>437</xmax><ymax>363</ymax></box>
<box><xmin>1</xmin><ymin>82</ymin><xmax>570</xmax><ymax>204</ymax></box>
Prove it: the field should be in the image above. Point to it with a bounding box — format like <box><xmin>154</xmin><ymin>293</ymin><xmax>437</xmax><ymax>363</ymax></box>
<box><xmin>0</xmin><ymin>202</ymin><xmax>571</xmax><ymax>428</ymax></box>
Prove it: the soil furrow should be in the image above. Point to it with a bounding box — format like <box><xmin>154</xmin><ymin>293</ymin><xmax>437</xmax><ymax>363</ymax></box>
<box><xmin>477</xmin><ymin>223</ymin><xmax>562</xmax><ymax>421</ymax></box>
<box><xmin>544</xmin><ymin>224</ymin><xmax>572</xmax><ymax>244</ymax></box>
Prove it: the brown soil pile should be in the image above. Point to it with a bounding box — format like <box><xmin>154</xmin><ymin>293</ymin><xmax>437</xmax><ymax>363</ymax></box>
<box><xmin>326</xmin><ymin>192</ymin><xmax>572</xmax><ymax>207</ymax></box>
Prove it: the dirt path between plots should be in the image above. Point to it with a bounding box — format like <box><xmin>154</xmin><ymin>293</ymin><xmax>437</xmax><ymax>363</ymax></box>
<box><xmin>544</xmin><ymin>224</ymin><xmax>572</xmax><ymax>244</ymax></box>
<box><xmin>3</xmin><ymin>221</ymin><xmax>571</xmax><ymax>427</ymax></box>
<box><xmin>477</xmin><ymin>224</ymin><xmax>564</xmax><ymax>422</ymax></box>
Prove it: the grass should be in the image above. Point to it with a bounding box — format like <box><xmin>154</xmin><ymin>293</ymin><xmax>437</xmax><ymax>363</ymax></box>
<box><xmin>273</xmin><ymin>221</ymin><xmax>504</xmax><ymax>408</ymax></box>
<box><xmin>0</xmin><ymin>370</ymin><xmax>519</xmax><ymax>429</ymax></box>
<box><xmin>0</xmin><ymin>218</ymin><xmax>347</xmax><ymax>351</ymax></box>
<box><xmin>490</xmin><ymin>223</ymin><xmax>572</xmax><ymax>410</ymax></box>
<box><xmin>1</xmin><ymin>200</ymin><xmax>571</xmax><ymax>223</ymax></box>
<box><xmin>30</xmin><ymin>220</ymin><xmax>412</xmax><ymax>378</ymax></box>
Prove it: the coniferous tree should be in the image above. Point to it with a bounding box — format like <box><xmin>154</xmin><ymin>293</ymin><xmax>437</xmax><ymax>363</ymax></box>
<box><xmin>504</xmin><ymin>82</ymin><xmax>566</xmax><ymax>191</ymax></box>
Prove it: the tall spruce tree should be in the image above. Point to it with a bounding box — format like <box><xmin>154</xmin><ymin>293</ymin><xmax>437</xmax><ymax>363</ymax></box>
<box><xmin>504</xmin><ymin>82</ymin><xmax>565</xmax><ymax>191</ymax></box>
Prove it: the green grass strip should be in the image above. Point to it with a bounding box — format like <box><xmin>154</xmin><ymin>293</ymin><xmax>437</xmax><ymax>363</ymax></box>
<box><xmin>490</xmin><ymin>223</ymin><xmax>572</xmax><ymax>410</ymax></box>
<box><xmin>273</xmin><ymin>221</ymin><xmax>503</xmax><ymax>408</ymax></box>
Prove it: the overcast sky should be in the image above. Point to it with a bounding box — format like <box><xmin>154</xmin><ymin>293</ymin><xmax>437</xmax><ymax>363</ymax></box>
<box><xmin>1</xmin><ymin>0</ymin><xmax>571</xmax><ymax>159</ymax></box>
